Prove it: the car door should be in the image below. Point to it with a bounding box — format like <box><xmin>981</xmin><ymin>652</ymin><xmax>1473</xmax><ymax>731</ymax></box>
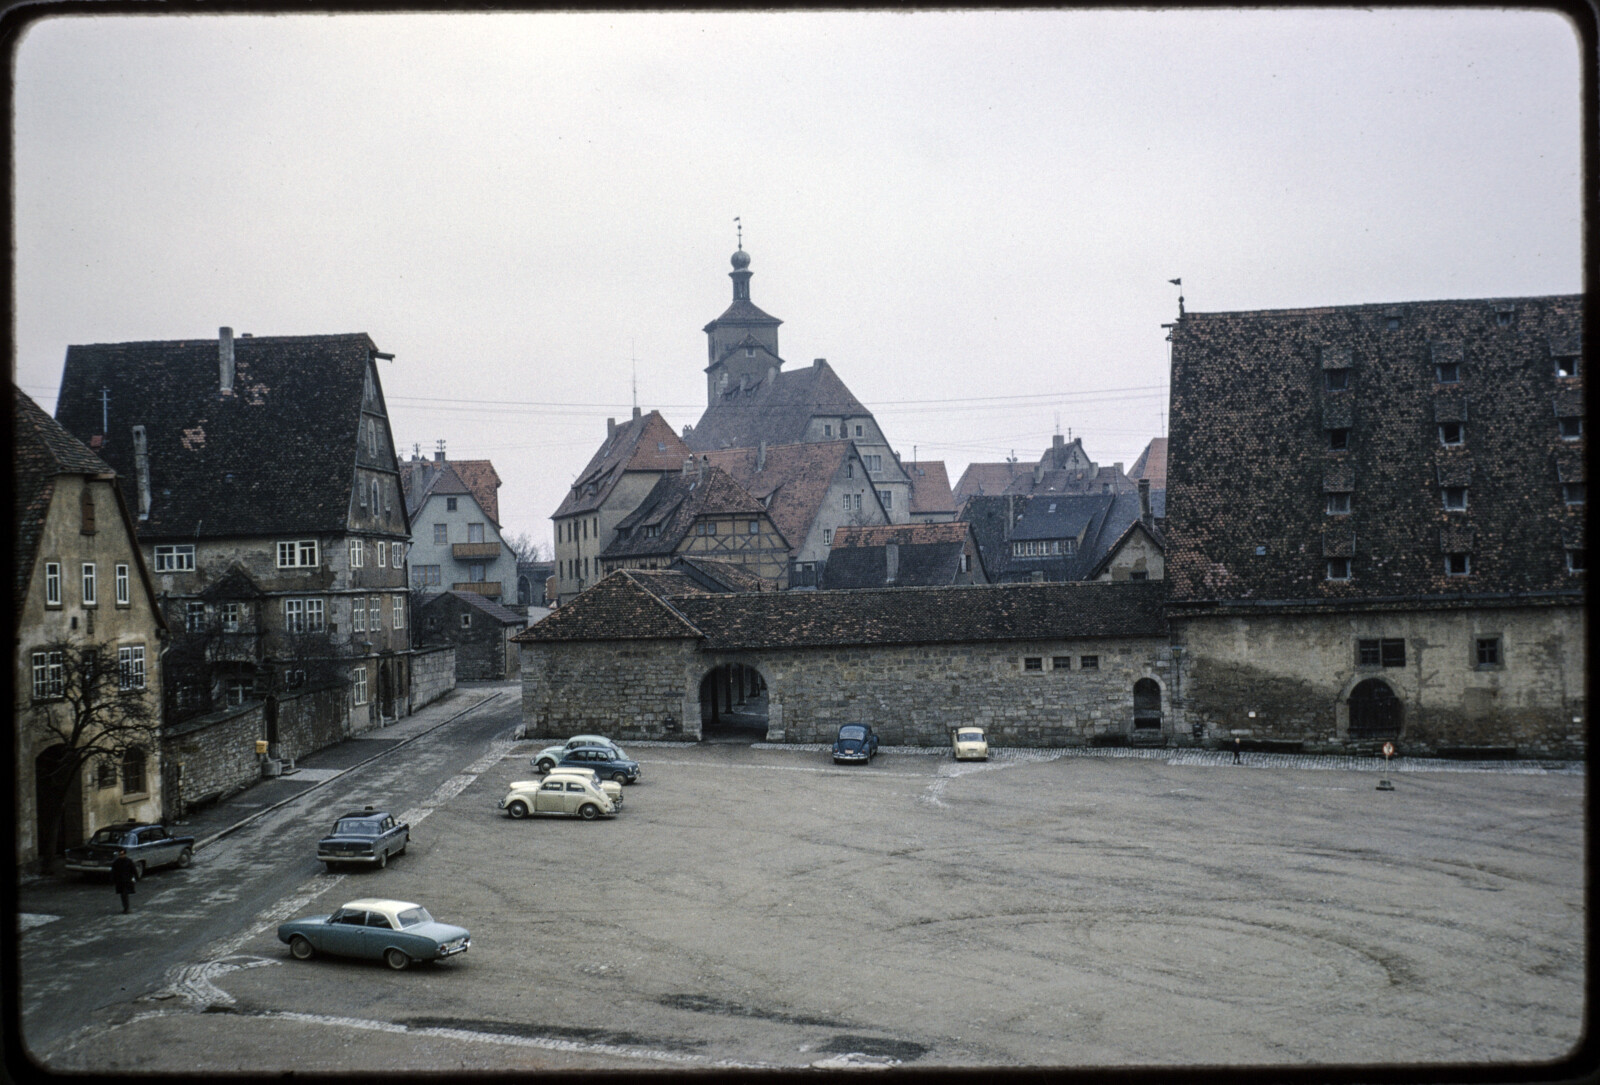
<box><xmin>534</xmin><ymin>778</ymin><xmax>571</xmax><ymax>815</ymax></box>
<box><xmin>365</xmin><ymin>910</ymin><xmax>399</xmax><ymax>959</ymax></box>
<box><xmin>324</xmin><ymin>908</ymin><xmax>370</xmax><ymax>956</ymax></box>
<box><xmin>564</xmin><ymin>780</ymin><xmax>594</xmax><ymax>811</ymax></box>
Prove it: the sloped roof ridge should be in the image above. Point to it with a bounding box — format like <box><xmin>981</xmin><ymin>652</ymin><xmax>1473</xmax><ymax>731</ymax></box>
<box><xmin>620</xmin><ymin>570</ymin><xmax>706</xmax><ymax>633</ymax></box>
<box><xmin>1182</xmin><ymin>294</ymin><xmax>1582</xmax><ymax>320</ymax></box>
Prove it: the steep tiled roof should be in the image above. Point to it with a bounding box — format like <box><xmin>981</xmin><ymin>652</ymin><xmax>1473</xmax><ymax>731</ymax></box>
<box><xmin>961</xmin><ymin>490</ymin><xmax>1162</xmax><ymax>584</ymax></box>
<box><xmin>702</xmin><ymin>441</ymin><xmax>854</xmax><ymax>552</ymax></box>
<box><xmin>953</xmin><ymin>441</ymin><xmax>1138</xmax><ymax>506</ymax></box>
<box><xmin>684</xmin><ymin>360</ymin><xmax>869</xmax><ymax>451</ymax></box>
<box><xmin>425</xmin><ymin>589</ymin><xmax>527</xmax><ymax>625</ymax></box>
<box><xmin>450</xmin><ymin>460</ymin><xmax>503</xmax><ymax>525</ymax></box>
<box><xmin>952</xmin><ymin>462</ymin><xmax>1027</xmax><ymax>506</ymax></box>
<box><xmin>1166</xmin><ymin>295</ymin><xmax>1584</xmax><ymax>607</ymax></box>
<box><xmin>401</xmin><ymin>457</ymin><xmax>502</xmax><ymax>524</ymax></box>
<box><xmin>669</xmin><ymin>556</ymin><xmax>770</xmax><ymax>593</ymax></box>
<box><xmin>516</xmin><ymin>571</ymin><xmax>703</xmax><ymax>641</ymax></box>
<box><xmin>1129</xmin><ymin>438</ymin><xmax>1168</xmax><ymax>488</ymax></box>
<box><xmin>555</xmin><ymin>410</ymin><xmax>692</xmax><ymax>519</ymax></box>
<box><xmin>15</xmin><ymin>386</ymin><xmax>115</xmax><ymax>615</ymax></box>
<box><xmin>906</xmin><ymin>460</ymin><xmax>956</xmax><ymax>516</ymax></box>
<box><xmin>55</xmin><ymin>332</ymin><xmax>386</xmax><ymax>538</ymax></box>
<box><xmin>602</xmin><ymin>466</ymin><xmax>772</xmax><ymax>560</ymax></box>
<box><xmin>520</xmin><ymin>576</ymin><xmax>1165</xmax><ymax>649</ymax></box>
<box><xmin>820</xmin><ymin>522</ymin><xmax>978</xmax><ymax>589</ymax></box>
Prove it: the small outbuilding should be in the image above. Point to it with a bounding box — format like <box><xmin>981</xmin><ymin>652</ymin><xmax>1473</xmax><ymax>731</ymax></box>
<box><xmin>418</xmin><ymin>590</ymin><xmax>530</xmax><ymax>680</ymax></box>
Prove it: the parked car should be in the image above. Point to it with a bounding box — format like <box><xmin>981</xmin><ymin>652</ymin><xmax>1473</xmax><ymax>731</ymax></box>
<box><xmin>832</xmin><ymin>723</ymin><xmax>879</xmax><ymax>764</ymax></box>
<box><xmin>500</xmin><ymin>775</ymin><xmax>618</xmax><ymax>819</ymax></box>
<box><xmin>952</xmin><ymin>727</ymin><xmax>989</xmax><ymax>761</ymax></box>
<box><xmin>317</xmin><ymin>808</ymin><xmax>410</xmax><ymax>870</ymax></box>
<box><xmin>507</xmin><ymin>770</ymin><xmax>623</xmax><ymax>809</ymax></box>
<box><xmin>531</xmin><ymin>734</ymin><xmax>624</xmax><ymax>773</ymax></box>
<box><xmin>556</xmin><ymin>746</ymin><xmax>641</xmax><ymax>784</ymax></box>
<box><xmin>63</xmin><ymin>822</ymin><xmax>195</xmax><ymax>878</ymax></box>
<box><xmin>277</xmin><ymin>898</ymin><xmax>470</xmax><ymax>971</ymax></box>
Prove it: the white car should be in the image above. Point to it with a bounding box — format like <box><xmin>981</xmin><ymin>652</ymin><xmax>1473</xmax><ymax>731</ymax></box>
<box><xmin>530</xmin><ymin>734</ymin><xmax>624</xmax><ymax>773</ymax></box>
<box><xmin>515</xmin><ymin>769</ymin><xmax>623</xmax><ymax>808</ymax></box>
<box><xmin>500</xmin><ymin>775</ymin><xmax>618</xmax><ymax>820</ymax></box>
<box><xmin>952</xmin><ymin>727</ymin><xmax>989</xmax><ymax>761</ymax></box>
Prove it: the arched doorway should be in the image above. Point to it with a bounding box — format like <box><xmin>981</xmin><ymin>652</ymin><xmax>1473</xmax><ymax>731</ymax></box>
<box><xmin>1348</xmin><ymin>678</ymin><xmax>1402</xmax><ymax>740</ymax></box>
<box><xmin>1133</xmin><ymin>678</ymin><xmax>1162</xmax><ymax>730</ymax></box>
<box><xmin>34</xmin><ymin>744</ymin><xmax>82</xmax><ymax>867</ymax></box>
<box><xmin>698</xmin><ymin>663</ymin><xmax>769</xmax><ymax>738</ymax></box>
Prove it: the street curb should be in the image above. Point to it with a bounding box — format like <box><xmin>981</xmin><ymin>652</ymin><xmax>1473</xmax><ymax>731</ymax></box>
<box><xmin>192</xmin><ymin>691</ymin><xmax>505</xmax><ymax>852</ymax></box>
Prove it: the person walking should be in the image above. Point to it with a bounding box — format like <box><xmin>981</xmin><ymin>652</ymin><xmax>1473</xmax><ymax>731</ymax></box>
<box><xmin>1232</xmin><ymin>738</ymin><xmax>1243</xmax><ymax>764</ymax></box>
<box><xmin>110</xmin><ymin>848</ymin><xmax>138</xmax><ymax>913</ymax></box>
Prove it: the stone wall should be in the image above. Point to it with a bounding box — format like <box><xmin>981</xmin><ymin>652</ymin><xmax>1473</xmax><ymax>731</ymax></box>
<box><xmin>1173</xmin><ymin>604</ymin><xmax>1586</xmax><ymax>757</ymax></box>
<box><xmin>411</xmin><ymin>646</ymin><xmax>457</xmax><ymax>710</ymax></box>
<box><xmin>521</xmin><ymin>636</ymin><xmax>1178</xmax><ymax>747</ymax></box>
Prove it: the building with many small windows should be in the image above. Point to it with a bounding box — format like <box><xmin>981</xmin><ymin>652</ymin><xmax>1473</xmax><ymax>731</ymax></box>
<box><xmin>54</xmin><ymin>329</ymin><xmax>422</xmax><ymax>770</ymax></box>
<box><xmin>400</xmin><ymin>446</ymin><xmax>518</xmax><ymax>603</ymax></box>
<box><xmin>14</xmin><ymin>387</ymin><xmax>168</xmax><ymax>869</ymax></box>
<box><xmin>1165</xmin><ymin>295</ymin><xmax>1585</xmax><ymax>757</ymax></box>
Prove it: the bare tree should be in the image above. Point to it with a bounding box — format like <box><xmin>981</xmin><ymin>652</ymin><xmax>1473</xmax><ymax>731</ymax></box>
<box><xmin>28</xmin><ymin>639</ymin><xmax>161</xmax><ymax>870</ymax></box>
<box><xmin>502</xmin><ymin>530</ymin><xmax>549</xmax><ymax>563</ymax></box>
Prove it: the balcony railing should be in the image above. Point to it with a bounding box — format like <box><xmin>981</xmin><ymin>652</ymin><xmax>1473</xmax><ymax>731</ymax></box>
<box><xmin>452</xmin><ymin>581</ymin><xmax>504</xmax><ymax>598</ymax></box>
<box><xmin>452</xmin><ymin>541</ymin><xmax>502</xmax><ymax>560</ymax></box>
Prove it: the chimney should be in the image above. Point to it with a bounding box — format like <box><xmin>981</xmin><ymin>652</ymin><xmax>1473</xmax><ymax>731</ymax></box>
<box><xmin>1004</xmin><ymin>494</ymin><xmax>1015</xmax><ymax>541</ymax></box>
<box><xmin>632</xmin><ymin>406</ymin><xmax>641</xmax><ymax>421</ymax></box>
<box><xmin>219</xmin><ymin>327</ymin><xmax>235</xmax><ymax>394</ymax></box>
<box><xmin>885</xmin><ymin>541</ymin><xmax>899</xmax><ymax>583</ymax></box>
<box><xmin>1114</xmin><ymin>462</ymin><xmax>1124</xmax><ymax>480</ymax></box>
<box><xmin>1052</xmin><ymin>432</ymin><xmax>1064</xmax><ymax>466</ymax></box>
<box><xmin>698</xmin><ymin>455</ymin><xmax>707</xmax><ymax>484</ymax></box>
<box><xmin>683</xmin><ymin>456</ymin><xmax>696</xmax><ymax>476</ymax></box>
<box><xmin>1033</xmin><ymin>461</ymin><xmax>1044</xmax><ymax>486</ymax></box>
<box><xmin>767</xmin><ymin>366</ymin><xmax>777</xmax><ymax>384</ymax></box>
<box><xmin>757</xmin><ymin>440</ymin><xmax>767</xmax><ymax>472</ymax></box>
<box><xmin>434</xmin><ymin>438</ymin><xmax>446</xmax><ymax>463</ymax></box>
<box><xmin>813</xmin><ymin>358</ymin><xmax>825</xmax><ymax>369</ymax></box>
<box><xmin>1139</xmin><ymin>478</ymin><xmax>1152</xmax><ymax>526</ymax></box>
<box><xmin>607</xmin><ymin>417</ymin><xmax>616</xmax><ymax>439</ymax></box>
<box><xmin>132</xmin><ymin>425</ymin><xmax>151</xmax><ymax>520</ymax></box>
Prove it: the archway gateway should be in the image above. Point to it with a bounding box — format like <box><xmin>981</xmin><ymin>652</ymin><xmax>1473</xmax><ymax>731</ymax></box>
<box><xmin>698</xmin><ymin>663</ymin><xmax>769</xmax><ymax>737</ymax></box>
<box><xmin>1348</xmin><ymin>677</ymin><xmax>1402</xmax><ymax>740</ymax></box>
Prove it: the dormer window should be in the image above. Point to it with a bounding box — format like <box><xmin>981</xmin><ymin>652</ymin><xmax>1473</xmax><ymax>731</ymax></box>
<box><xmin>745</xmin><ymin>347</ymin><xmax>755</xmax><ymax>357</ymax></box>
<box><xmin>1556</xmin><ymin>354</ymin><xmax>1579</xmax><ymax>378</ymax></box>
<box><xmin>1445</xmin><ymin>552</ymin><xmax>1471</xmax><ymax>577</ymax></box>
<box><xmin>1324</xmin><ymin>369</ymin><xmax>1349</xmax><ymax>391</ymax></box>
<box><xmin>1442</xmin><ymin>486</ymin><xmax>1468</xmax><ymax>511</ymax></box>
<box><xmin>824</xmin><ymin>425</ymin><xmax>833</xmax><ymax>437</ymax></box>
<box><xmin>1563</xmin><ymin>482</ymin><xmax>1586</xmax><ymax>505</ymax></box>
<box><xmin>1327</xmin><ymin>428</ymin><xmax>1350</xmax><ymax>451</ymax></box>
<box><xmin>1325</xmin><ymin>493</ymin><xmax>1351</xmax><ymax>516</ymax></box>
<box><xmin>1559</xmin><ymin>417</ymin><xmax>1583</xmax><ymax>440</ymax></box>
<box><xmin>1435</xmin><ymin>361</ymin><xmax>1460</xmax><ymax>384</ymax></box>
<box><xmin>1438</xmin><ymin>421</ymin><xmax>1464</xmax><ymax>446</ymax></box>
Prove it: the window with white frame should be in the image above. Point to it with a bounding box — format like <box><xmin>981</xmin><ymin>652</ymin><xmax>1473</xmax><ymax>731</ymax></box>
<box><xmin>352</xmin><ymin>665</ymin><xmax>368</xmax><ymax>705</ymax></box>
<box><xmin>220</xmin><ymin>601</ymin><xmax>242</xmax><ymax>632</ymax></box>
<box><xmin>115</xmin><ymin>564</ymin><xmax>130</xmax><ymax>606</ymax></box>
<box><xmin>413</xmin><ymin>565</ymin><xmax>441</xmax><ymax>586</ymax></box>
<box><xmin>154</xmin><ymin>544</ymin><xmax>196</xmax><ymax>571</ymax></box>
<box><xmin>31</xmin><ymin>651</ymin><xmax>63</xmax><ymax>700</ymax></box>
<box><xmin>864</xmin><ymin>454</ymin><xmax>882</xmax><ymax>472</ymax></box>
<box><xmin>81</xmin><ymin>563</ymin><xmax>97</xmax><ymax>606</ymax></box>
<box><xmin>823</xmin><ymin>529</ymin><xmax>833</xmax><ymax>546</ymax></box>
<box><xmin>185</xmin><ymin>601</ymin><xmax>207</xmax><ymax>632</ymax></box>
<box><xmin>391</xmin><ymin>542</ymin><xmax>404</xmax><ymax>566</ymax></box>
<box><xmin>45</xmin><ymin>562</ymin><xmax>61</xmax><ymax>606</ymax></box>
<box><xmin>878</xmin><ymin>490</ymin><xmax>892</xmax><ymax>508</ymax></box>
<box><xmin>393</xmin><ymin>595</ymin><xmax>404</xmax><ymax>629</ymax></box>
<box><xmin>369</xmin><ymin>596</ymin><xmax>381</xmax><ymax>631</ymax></box>
<box><xmin>117</xmin><ymin>645</ymin><xmax>146</xmax><ymax>690</ymax></box>
<box><xmin>433</xmin><ymin>524</ymin><xmax>448</xmax><ymax>545</ymax></box>
<box><xmin>350</xmin><ymin>539</ymin><xmax>364</xmax><ymax>568</ymax></box>
<box><xmin>284</xmin><ymin>597</ymin><xmax>326</xmax><ymax>633</ymax></box>
<box><xmin>278</xmin><ymin>540</ymin><xmax>319</xmax><ymax>568</ymax></box>
<box><xmin>468</xmin><ymin>523</ymin><xmax>485</xmax><ymax>543</ymax></box>
<box><xmin>377</xmin><ymin>543</ymin><xmax>387</xmax><ymax>567</ymax></box>
<box><xmin>352</xmin><ymin>596</ymin><xmax>366</xmax><ymax>632</ymax></box>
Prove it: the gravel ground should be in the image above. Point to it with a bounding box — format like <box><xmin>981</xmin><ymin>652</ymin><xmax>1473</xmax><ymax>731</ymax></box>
<box><xmin>37</xmin><ymin>740</ymin><xmax>1586</xmax><ymax>1074</ymax></box>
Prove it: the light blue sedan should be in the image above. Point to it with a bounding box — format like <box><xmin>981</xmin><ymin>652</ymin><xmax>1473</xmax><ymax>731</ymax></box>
<box><xmin>277</xmin><ymin>898</ymin><xmax>470</xmax><ymax>971</ymax></box>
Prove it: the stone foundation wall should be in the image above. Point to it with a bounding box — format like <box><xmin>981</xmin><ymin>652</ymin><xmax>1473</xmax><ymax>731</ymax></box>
<box><xmin>522</xmin><ymin>639</ymin><xmax>700</xmax><ymax>740</ymax></box>
<box><xmin>1174</xmin><ymin>604</ymin><xmax>1586</xmax><ymax>757</ymax></box>
<box><xmin>411</xmin><ymin>646</ymin><xmax>457</xmax><ymax>710</ymax></box>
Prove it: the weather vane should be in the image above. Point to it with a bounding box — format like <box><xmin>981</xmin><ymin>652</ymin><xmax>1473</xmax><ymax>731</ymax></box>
<box><xmin>735</xmin><ymin>216</ymin><xmax>742</xmax><ymax>251</ymax></box>
<box><xmin>1169</xmin><ymin>277</ymin><xmax>1184</xmax><ymax>315</ymax></box>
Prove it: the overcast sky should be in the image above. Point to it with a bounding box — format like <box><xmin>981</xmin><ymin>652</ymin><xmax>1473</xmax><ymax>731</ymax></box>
<box><xmin>12</xmin><ymin>9</ymin><xmax>1583</xmax><ymax>553</ymax></box>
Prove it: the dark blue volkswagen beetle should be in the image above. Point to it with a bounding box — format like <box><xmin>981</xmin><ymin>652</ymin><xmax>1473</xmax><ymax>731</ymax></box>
<box><xmin>555</xmin><ymin>746</ymin><xmax>641</xmax><ymax>784</ymax></box>
<box><xmin>832</xmin><ymin>723</ymin><xmax>880</xmax><ymax>764</ymax></box>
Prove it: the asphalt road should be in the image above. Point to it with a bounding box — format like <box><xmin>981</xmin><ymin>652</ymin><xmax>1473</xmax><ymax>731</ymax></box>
<box><xmin>17</xmin><ymin>709</ymin><xmax>1587</xmax><ymax>1074</ymax></box>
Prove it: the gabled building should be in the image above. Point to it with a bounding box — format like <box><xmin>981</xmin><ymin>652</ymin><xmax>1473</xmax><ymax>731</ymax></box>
<box><xmin>682</xmin><ymin>246</ymin><xmax>916</xmax><ymax>518</ymax></box>
<box><xmin>1166</xmin><ymin>295</ymin><xmax>1585</xmax><ymax>756</ymax></box>
<box><xmin>400</xmin><ymin>447</ymin><xmax>517</xmax><ymax>603</ymax></box>
<box><xmin>952</xmin><ymin>434</ymin><xmax>1138</xmax><ymax>510</ymax></box>
<box><xmin>962</xmin><ymin>483</ymin><xmax>1165</xmax><ymax>584</ymax></box>
<box><xmin>819</xmin><ymin>522</ymin><xmax>988</xmax><ymax>589</ymax></box>
<box><xmin>553</xmin><ymin>408</ymin><xmax>692</xmax><ymax>604</ymax></box>
<box><xmin>701</xmin><ymin>440</ymin><xmax>891</xmax><ymax>587</ymax></box>
<box><xmin>15</xmin><ymin>387</ymin><xmax>168</xmax><ymax>868</ymax></box>
<box><xmin>55</xmin><ymin>328</ymin><xmax>415</xmax><ymax>736</ymax></box>
<box><xmin>598</xmin><ymin>460</ymin><xmax>791</xmax><ymax>588</ymax></box>
<box><xmin>416</xmin><ymin>590</ymin><xmax>528</xmax><ymax>680</ymax></box>
<box><xmin>905</xmin><ymin>460</ymin><xmax>957</xmax><ymax>523</ymax></box>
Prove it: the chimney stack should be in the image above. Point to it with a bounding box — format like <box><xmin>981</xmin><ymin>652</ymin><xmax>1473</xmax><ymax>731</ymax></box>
<box><xmin>1139</xmin><ymin>478</ymin><xmax>1152</xmax><ymax>526</ymax></box>
<box><xmin>219</xmin><ymin>327</ymin><xmax>235</xmax><ymax>394</ymax></box>
<box><xmin>633</xmin><ymin>405</ymin><xmax>642</xmax><ymax>420</ymax></box>
<box><xmin>607</xmin><ymin>417</ymin><xmax>616</xmax><ymax>439</ymax></box>
<box><xmin>885</xmin><ymin>541</ymin><xmax>899</xmax><ymax>583</ymax></box>
<box><xmin>434</xmin><ymin>438</ymin><xmax>446</xmax><ymax>463</ymax></box>
<box><xmin>757</xmin><ymin>440</ymin><xmax>767</xmax><ymax>472</ymax></box>
<box><xmin>132</xmin><ymin>425</ymin><xmax>151</xmax><ymax>520</ymax></box>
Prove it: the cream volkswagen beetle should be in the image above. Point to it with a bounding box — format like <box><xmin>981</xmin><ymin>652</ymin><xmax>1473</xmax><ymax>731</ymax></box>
<box><xmin>500</xmin><ymin>773</ymin><xmax>618</xmax><ymax>820</ymax></box>
<box><xmin>952</xmin><ymin>726</ymin><xmax>989</xmax><ymax>761</ymax></box>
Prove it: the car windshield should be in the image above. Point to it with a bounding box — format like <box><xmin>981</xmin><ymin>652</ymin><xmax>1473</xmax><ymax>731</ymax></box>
<box><xmin>395</xmin><ymin>907</ymin><xmax>433</xmax><ymax>928</ymax></box>
<box><xmin>958</xmin><ymin>731</ymin><xmax>983</xmax><ymax>742</ymax></box>
<box><xmin>838</xmin><ymin>726</ymin><xmax>867</xmax><ymax>740</ymax></box>
<box><xmin>334</xmin><ymin>820</ymin><xmax>379</xmax><ymax>836</ymax></box>
<box><xmin>87</xmin><ymin>828</ymin><xmax>127</xmax><ymax>845</ymax></box>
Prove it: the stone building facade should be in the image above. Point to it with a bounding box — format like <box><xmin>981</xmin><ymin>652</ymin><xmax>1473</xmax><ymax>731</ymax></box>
<box><xmin>517</xmin><ymin>573</ymin><xmax>1172</xmax><ymax>746</ymax></box>
<box><xmin>1166</xmin><ymin>294</ymin><xmax>1585</xmax><ymax>757</ymax></box>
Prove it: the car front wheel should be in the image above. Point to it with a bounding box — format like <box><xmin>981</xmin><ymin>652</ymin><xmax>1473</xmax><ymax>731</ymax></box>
<box><xmin>507</xmin><ymin>800</ymin><xmax>529</xmax><ymax>819</ymax></box>
<box><xmin>536</xmin><ymin>758</ymin><xmax>555</xmax><ymax>773</ymax></box>
<box><xmin>377</xmin><ymin>851</ymin><xmax>387</xmax><ymax>870</ymax></box>
<box><xmin>176</xmin><ymin>847</ymin><xmax>193</xmax><ymax>869</ymax></box>
<box><xmin>612</xmin><ymin>772</ymin><xmax>628</xmax><ymax>784</ymax></box>
<box><xmin>290</xmin><ymin>936</ymin><xmax>315</xmax><ymax>960</ymax></box>
<box><xmin>385</xmin><ymin>948</ymin><xmax>410</xmax><ymax>971</ymax></box>
<box><xmin>579</xmin><ymin>803</ymin><xmax>600</xmax><ymax>820</ymax></box>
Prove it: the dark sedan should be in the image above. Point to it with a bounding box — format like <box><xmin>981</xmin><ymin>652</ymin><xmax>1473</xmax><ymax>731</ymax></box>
<box><xmin>556</xmin><ymin>746</ymin><xmax>642</xmax><ymax>784</ymax></box>
<box><xmin>832</xmin><ymin>723</ymin><xmax>880</xmax><ymax>764</ymax></box>
<box><xmin>63</xmin><ymin>822</ymin><xmax>195</xmax><ymax>877</ymax></box>
<box><xmin>317</xmin><ymin>808</ymin><xmax>410</xmax><ymax>870</ymax></box>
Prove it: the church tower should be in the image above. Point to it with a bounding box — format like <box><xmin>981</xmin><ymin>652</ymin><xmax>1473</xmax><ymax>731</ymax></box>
<box><xmin>702</xmin><ymin>246</ymin><xmax>783</xmax><ymax>406</ymax></box>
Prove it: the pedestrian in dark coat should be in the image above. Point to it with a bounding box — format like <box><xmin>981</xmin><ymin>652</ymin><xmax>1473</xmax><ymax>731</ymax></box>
<box><xmin>1233</xmin><ymin>738</ymin><xmax>1243</xmax><ymax>764</ymax></box>
<box><xmin>110</xmin><ymin>848</ymin><xmax>138</xmax><ymax>913</ymax></box>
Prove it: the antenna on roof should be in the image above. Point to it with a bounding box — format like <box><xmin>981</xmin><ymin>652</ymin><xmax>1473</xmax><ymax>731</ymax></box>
<box><xmin>631</xmin><ymin>339</ymin><xmax>638</xmax><ymax>411</ymax></box>
<box><xmin>734</xmin><ymin>216</ymin><xmax>742</xmax><ymax>251</ymax></box>
<box><xmin>1169</xmin><ymin>277</ymin><xmax>1184</xmax><ymax>316</ymax></box>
